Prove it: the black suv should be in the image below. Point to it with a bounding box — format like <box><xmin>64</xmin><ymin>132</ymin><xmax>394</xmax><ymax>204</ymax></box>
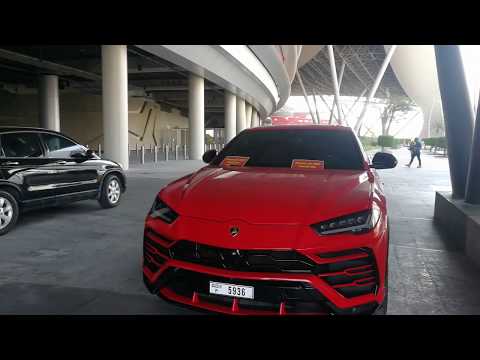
<box><xmin>0</xmin><ymin>127</ymin><xmax>126</xmax><ymax>235</ymax></box>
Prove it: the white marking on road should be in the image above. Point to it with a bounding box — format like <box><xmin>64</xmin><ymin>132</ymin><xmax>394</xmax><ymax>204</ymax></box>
<box><xmin>391</xmin><ymin>244</ymin><xmax>447</xmax><ymax>253</ymax></box>
<box><xmin>396</xmin><ymin>216</ymin><xmax>433</xmax><ymax>221</ymax></box>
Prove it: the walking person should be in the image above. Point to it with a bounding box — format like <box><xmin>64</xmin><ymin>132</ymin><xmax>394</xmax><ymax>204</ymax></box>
<box><xmin>406</xmin><ymin>137</ymin><xmax>422</xmax><ymax>168</ymax></box>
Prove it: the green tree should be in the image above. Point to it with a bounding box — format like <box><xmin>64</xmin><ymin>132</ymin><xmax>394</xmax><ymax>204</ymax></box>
<box><xmin>380</xmin><ymin>96</ymin><xmax>416</xmax><ymax>136</ymax></box>
<box><xmin>205</xmin><ymin>134</ymin><xmax>215</xmax><ymax>145</ymax></box>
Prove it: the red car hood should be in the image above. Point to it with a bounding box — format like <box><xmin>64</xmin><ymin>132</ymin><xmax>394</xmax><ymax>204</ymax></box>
<box><xmin>161</xmin><ymin>166</ymin><xmax>373</xmax><ymax>226</ymax></box>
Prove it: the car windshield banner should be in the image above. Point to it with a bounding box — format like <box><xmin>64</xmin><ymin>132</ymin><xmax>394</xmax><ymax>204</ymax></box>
<box><xmin>221</xmin><ymin>156</ymin><xmax>250</xmax><ymax>167</ymax></box>
<box><xmin>291</xmin><ymin>159</ymin><xmax>325</xmax><ymax>170</ymax></box>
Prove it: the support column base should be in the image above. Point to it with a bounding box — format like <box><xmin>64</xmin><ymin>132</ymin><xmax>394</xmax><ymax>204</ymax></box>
<box><xmin>434</xmin><ymin>191</ymin><xmax>480</xmax><ymax>268</ymax></box>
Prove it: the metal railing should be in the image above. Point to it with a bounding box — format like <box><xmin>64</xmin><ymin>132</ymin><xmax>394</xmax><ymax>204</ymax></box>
<box><xmin>120</xmin><ymin>143</ymin><xmax>226</xmax><ymax>165</ymax></box>
<box><xmin>89</xmin><ymin>141</ymin><xmax>226</xmax><ymax>165</ymax></box>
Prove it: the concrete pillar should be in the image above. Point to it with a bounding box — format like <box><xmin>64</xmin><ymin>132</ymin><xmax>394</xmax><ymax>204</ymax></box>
<box><xmin>251</xmin><ymin>109</ymin><xmax>259</xmax><ymax>127</ymax></box>
<box><xmin>245</xmin><ymin>103</ymin><xmax>253</xmax><ymax>129</ymax></box>
<box><xmin>224</xmin><ymin>91</ymin><xmax>236</xmax><ymax>142</ymax></box>
<box><xmin>188</xmin><ymin>73</ymin><xmax>205</xmax><ymax>160</ymax></box>
<box><xmin>434</xmin><ymin>45</ymin><xmax>474</xmax><ymax>198</ymax></box>
<box><xmin>466</xmin><ymin>99</ymin><xmax>480</xmax><ymax>204</ymax></box>
<box><xmin>102</xmin><ymin>45</ymin><xmax>129</xmax><ymax>170</ymax></box>
<box><xmin>236</xmin><ymin>96</ymin><xmax>246</xmax><ymax>134</ymax></box>
<box><xmin>39</xmin><ymin>75</ymin><xmax>60</xmax><ymax>131</ymax></box>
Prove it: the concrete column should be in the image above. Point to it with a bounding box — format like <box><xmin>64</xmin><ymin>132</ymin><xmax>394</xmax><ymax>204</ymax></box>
<box><xmin>245</xmin><ymin>103</ymin><xmax>253</xmax><ymax>129</ymax></box>
<box><xmin>251</xmin><ymin>109</ymin><xmax>258</xmax><ymax>127</ymax></box>
<box><xmin>39</xmin><ymin>75</ymin><xmax>60</xmax><ymax>131</ymax></box>
<box><xmin>224</xmin><ymin>91</ymin><xmax>236</xmax><ymax>142</ymax></box>
<box><xmin>236</xmin><ymin>96</ymin><xmax>246</xmax><ymax>134</ymax></box>
<box><xmin>465</xmin><ymin>99</ymin><xmax>480</xmax><ymax>204</ymax></box>
<box><xmin>434</xmin><ymin>45</ymin><xmax>474</xmax><ymax>198</ymax></box>
<box><xmin>188</xmin><ymin>73</ymin><xmax>205</xmax><ymax>160</ymax></box>
<box><xmin>102</xmin><ymin>45</ymin><xmax>129</xmax><ymax>170</ymax></box>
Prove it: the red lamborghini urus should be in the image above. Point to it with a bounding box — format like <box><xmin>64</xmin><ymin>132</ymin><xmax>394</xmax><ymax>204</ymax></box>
<box><xmin>143</xmin><ymin>125</ymin><xmax>397</xmax><ymax>315</ymax></box>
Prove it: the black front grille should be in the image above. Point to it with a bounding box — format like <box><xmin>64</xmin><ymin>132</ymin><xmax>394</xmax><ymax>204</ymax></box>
<box><xmin>143</xmin><ymin>231</ymin><xmax>380</xmax><ymax>300</ymax></box>
<box><xmin>161</xmin><ymin>267</ymin><xmax>331</xmax><ymax>314</ymax></box>
<box><xmin>168</xmin><ymin>240</ymin><xmax>316</xmax><ymax>273</ymax></box>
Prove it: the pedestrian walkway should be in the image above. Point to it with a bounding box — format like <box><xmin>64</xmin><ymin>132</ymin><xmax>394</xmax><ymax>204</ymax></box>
<box><xmin>382</xmin><ymin>147</ymin><xmax>480</xmax><ymax>314</ymax></box>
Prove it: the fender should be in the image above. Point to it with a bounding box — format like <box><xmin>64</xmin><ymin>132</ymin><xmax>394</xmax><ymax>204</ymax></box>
<box><xmin>96</xmin><ymin>169</ymin><xmax>127</xmax><ymax>200</ymax></box>
<box><xmin>0</xmin><ymin>180</ymin><xmax>24</xmax><ymax>201</ymax></box>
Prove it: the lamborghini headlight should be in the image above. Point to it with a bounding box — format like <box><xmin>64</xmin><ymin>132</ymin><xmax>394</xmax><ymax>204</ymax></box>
<box><xmin>149</xmin><ymin>196</ymin><xmax>178</xmax><ymax>224</ymax></box>
<box><xmin>311</xmin><ymin>203</ymin><xmax>381</xmax><ymax>235</ymax></box>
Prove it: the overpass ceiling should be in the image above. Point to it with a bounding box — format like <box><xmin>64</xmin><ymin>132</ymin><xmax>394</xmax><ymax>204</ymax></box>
<box><xmin>0</xmin><ymin>45</ymin><xmax>224</xmax><ymax>124</ymax></box>
<box><xmin>292</xmin><ymin>45</ymin><xmax>408</xmax><ymax>99</ymax></box>
<box><xmin>0</xmin><ymin>45</ymin><xmax>226</xmax><ymax>127</ymax></box>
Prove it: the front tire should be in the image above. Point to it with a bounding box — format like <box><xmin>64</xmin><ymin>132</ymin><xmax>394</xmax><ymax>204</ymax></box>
<box><xmin>0</xmin><ymin>190</ymin><xmax>19</xmax><ymax>236</ymax></box>
<box><xmin>99</xmin><ymin>174</ymin><xmax>122</xmax><ymax>208</ymax></box>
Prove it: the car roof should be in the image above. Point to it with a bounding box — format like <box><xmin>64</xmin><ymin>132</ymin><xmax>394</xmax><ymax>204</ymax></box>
<box><xmin>245</xmin><ymin>124</ymin><xmax>353</xmax><ymax>132</ymax></box>
<box><xmin>0</xmin><ymin>127</ymin><xmax>79</xmax><ymax>143</ymax></box>
<box><xmin>0</xmin><ymin>126</ymin><xmax>63</xmax><ymax>134</ymax></box>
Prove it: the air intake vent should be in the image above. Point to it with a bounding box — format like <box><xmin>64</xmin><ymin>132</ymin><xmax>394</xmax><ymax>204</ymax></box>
<box><xmin>315</xmin><ymin>248</ymin><xmax>379</xmax><ymax>298</ymax></box>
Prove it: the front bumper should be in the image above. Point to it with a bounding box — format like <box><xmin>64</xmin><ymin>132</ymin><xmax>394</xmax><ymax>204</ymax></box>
<box><xmin>142</xmin><ymin>217</ymin><xmax>389</xmax><ymax>315</ymax></box>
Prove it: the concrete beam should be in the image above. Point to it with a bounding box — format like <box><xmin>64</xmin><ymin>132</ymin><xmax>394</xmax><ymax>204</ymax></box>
<box><xmin>0</xmin><ymin>48</ymin><xmax>101</xmax><ymax>81</ymax></box>
<box><xmin>144</xmin><ymin>86</ymin><xmax>222</xmax><ymax>92</ymax></box>
<box><xmin>128</xmin><ymin>66</ymin><xmax>184</xmax><ymax>74</ymax></box>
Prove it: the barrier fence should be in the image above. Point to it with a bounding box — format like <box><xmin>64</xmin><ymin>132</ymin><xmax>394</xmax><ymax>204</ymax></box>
<box><xmin>89</xmin><ymin>143</ymin><xmax>227</xmax><ymax>164</ymax></box>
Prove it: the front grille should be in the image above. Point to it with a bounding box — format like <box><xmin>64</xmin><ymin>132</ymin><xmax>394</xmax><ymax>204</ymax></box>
<box><xmin>161</xmin><ymin>267</ymin><xmax>331</xmax><ymax>314</ymax></box>
<box><xmin>315</xmin><ymin>248</ymin><xmax>379</xmax><ymax>298</ymax></box>
<box><xmin>169</xmin><ymin>240</ymin><xmax>316</xmax><ymax>273</ymax></box>
<box><xmin>143</xmin><ymin>230</ymin><xmax>380</xmax><ymax>300</ymax></box>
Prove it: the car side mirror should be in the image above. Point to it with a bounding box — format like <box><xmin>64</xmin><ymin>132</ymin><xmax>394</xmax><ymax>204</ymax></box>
<box><xmin>202</xmin><ymin>149</ymin><xmax>217</xmax><ymax>163</ymax></box>
<box><xmin>71</xmin><ymin>149</ymin><xmax>93</xmax><ymax>160</ymax></box>
<box><xmin>371</xmin><ymin>152</ymin><xmax>398</xmax><ymax>169</ymax></box>
<box><xmin>71</xmin><ymin>150</ymin><xmax>85</xmax><ymax>159</ymax></box>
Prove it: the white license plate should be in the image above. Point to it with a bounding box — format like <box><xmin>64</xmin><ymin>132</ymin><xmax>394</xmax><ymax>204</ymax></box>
<box><xmin>209</xmin><ymin>281</ymin><xmax>254</xmax><ymax>299</ymax></box>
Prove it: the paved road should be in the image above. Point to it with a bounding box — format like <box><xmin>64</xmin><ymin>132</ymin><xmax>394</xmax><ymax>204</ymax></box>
<box><xmin>1</xmin><ymin>152</ymin><xmax>480</xmax><ymax>314</ymax></box>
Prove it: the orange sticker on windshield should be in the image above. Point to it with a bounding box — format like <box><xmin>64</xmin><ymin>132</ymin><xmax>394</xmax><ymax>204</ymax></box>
<box><xmin>221</xmin><ymin>156</ymin><xmax>250</xmax><ymax>167</ymax></box>
<box><xmin>291</xmin><ymin>159</ymin><xmax>325</xmax><ymax>170</ymax></box>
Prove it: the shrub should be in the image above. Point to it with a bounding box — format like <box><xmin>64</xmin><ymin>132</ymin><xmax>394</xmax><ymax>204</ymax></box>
<box><xmin>378</xmin><ymin>135</ymin><xmax>394</xmax><ymax>148</ymax></box>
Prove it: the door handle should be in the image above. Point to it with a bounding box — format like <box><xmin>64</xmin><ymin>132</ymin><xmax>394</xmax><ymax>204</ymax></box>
<box><xmin>3</xmin><ymin>161</ymin><xmax>19</xmax><ymax>165</ymax></box>
<box><xmin>56</xmin><ymin>161</ymin><xmax>68</xmax><ymax>165</ymax></box>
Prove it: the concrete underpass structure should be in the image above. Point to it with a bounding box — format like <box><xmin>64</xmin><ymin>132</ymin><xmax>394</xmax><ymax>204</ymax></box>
<box><xmin>0</xmin><ymin>45</ymin><xmax>301</xmax><ymax>168</ymax></box>
<box><xmin>1</xmin><ymin>45</ymin><xmax>480</xmax><ymax>314</ymax></box>
<box><xmin>0</xmin><ymin>44</ymin><xmax>479</xmax><ymax>264</ymax></box>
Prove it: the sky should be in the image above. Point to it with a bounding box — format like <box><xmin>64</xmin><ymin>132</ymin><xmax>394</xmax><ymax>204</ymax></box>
<box><xmin>280</xmin><ymin>46</ymin><xmax>480</xmax><ymax>138</ymax></box>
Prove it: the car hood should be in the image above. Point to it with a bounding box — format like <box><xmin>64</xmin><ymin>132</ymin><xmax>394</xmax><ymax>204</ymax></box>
<box><xmin>161</xmin><ymin>166</ymin><xmax>373</xmax><ymax>225</ymax></box>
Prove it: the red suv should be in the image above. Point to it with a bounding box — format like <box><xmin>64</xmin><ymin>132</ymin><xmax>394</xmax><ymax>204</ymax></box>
<box><xmin>143</xmin><ymin>125</ymin><xmax>397</xmax><ymax>315</ymax></box>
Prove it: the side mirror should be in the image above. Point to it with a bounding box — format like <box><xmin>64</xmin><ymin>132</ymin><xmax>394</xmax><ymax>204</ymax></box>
<box><xmin>202</xmin><ymin>149</ymin><xmax>217</xmax><ymax>163</ymax></box>
<box><xmin>71</xmin><ymin>150</ymin><xmax>85</xmax><ymax>159</ymax></box>
<box><xmin>71</xmin><ymin>149</ymin><xmax>94</xmax><ymax>160</ymax></box>
<box><xmin>371</xmin><ymin>152</ymin><xmax>398</xmax><ymax>169</ymax></box>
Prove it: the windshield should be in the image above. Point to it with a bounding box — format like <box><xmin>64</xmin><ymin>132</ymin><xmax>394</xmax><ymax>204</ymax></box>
<box><xmin>211</xmin><ymin>129</ymin><xmax>365</xmax><ymax>170</ymax></box>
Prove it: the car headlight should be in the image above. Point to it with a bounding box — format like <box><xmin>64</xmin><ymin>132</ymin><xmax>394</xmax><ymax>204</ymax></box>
<box><xmin>311</xmin><ymin>203</ymin><xmax>381</xmax><ymax>235</ymax></box>
<box><xmin>149</xmin><ymin>196</ymin><xmax>178</xmax><ymax>224</ymax></box>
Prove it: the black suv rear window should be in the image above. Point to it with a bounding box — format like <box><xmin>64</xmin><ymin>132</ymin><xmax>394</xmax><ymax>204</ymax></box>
<box><xmin>1</xmin><ymin>132</ymin><xmax>44</xmax><ymax>158</ymax></box>
<box><xmin>211</xmin><ymin>129</ymin><xmax>364</xmax><ymax>170</ymax></box>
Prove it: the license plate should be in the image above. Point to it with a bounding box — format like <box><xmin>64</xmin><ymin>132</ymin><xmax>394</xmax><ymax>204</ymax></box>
<box><xmin>209</xmin><ymin>281</ymin><xmax>254</xmax><ymax>299</ymax></box>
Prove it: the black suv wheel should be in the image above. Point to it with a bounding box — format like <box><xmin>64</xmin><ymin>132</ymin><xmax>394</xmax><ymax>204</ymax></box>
<box><xmin>0</xmin><ymin>190</ymin><xmax>19</xmax><ymax>236</ymax></box>
<box><xmin>99</xmin><ymin>174</ymin><xmax>122</xmax><ymax>208</ymax></box>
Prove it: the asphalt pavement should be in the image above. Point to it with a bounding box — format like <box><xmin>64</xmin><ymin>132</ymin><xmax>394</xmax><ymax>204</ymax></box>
<box><xmin>1</xmin><ymin>151</ymin><xmax>480</xmax><ymax>314</ymax></box>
